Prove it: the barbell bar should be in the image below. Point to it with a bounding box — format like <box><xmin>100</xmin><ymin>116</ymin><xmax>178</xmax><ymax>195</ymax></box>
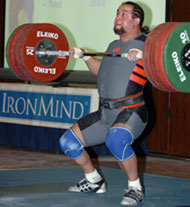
<box><xmin>35</xmin><ymin>50</ymin><xmax>142</xmax><ymax>59</ymax></box>
<box><xmin>6</xmin><ymin>22</ymin><xmax>190</xmax><ymax>93</ymax></box>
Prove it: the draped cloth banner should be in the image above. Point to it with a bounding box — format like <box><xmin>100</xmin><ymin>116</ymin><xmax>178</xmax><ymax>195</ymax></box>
<box><xmin>0</xmin><ymin>83</ymin><xmax>99</xmax><ymax>129</ymax></box>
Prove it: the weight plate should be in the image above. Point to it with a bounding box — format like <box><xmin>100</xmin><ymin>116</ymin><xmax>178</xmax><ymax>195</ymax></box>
<box><xmin>13</xmin><ymin>24</ymin><xmax>37</xmax><ymax>81</ymax></box>
<box><xmin>144</xmin><ymin>23</ymin><xmax>171</xmax><ymax>91</ymax></box>
<box><xmin>143</xmin><ymin>24</ymin><xmax>167</xmax><ymax>90</ymax></box>
<box><xmin>6</xmin><ymin>24</ymin><xmax>28</xmax><ymax>80</ymax></box>
<box><xmin>21</xmin><ymin>23</ymin><xmax>69</xmax><ymax>82</ymax></box>
<box><xmin>153</xmin><ymin>23</ymin><xmax>180</xmax><ymax>92</ymax></box>
<box><xmin>163</xmin><ymin>22</ymin><xmax>190</xmax><ymax>93</ymax></box>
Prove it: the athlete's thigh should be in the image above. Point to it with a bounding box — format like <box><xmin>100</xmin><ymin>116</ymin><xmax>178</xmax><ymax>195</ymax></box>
<box><xmin>77</xmin><ymin>108</ymin><xmax>119</xmax><ymax>147</ymax></box>
<box><xmin>114</xmin><ymin>107</ymin><xmax>148</xmax><ymax>139</ymax></box>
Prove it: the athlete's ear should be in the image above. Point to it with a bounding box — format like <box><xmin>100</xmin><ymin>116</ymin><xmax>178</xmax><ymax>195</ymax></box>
<box><xmin>134</xmin><ymin>18</ymin><xmax>140</xmax><ymax>25</ymax></box>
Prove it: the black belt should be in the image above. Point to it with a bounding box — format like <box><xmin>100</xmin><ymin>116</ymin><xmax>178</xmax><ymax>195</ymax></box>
<box><xmin>100</xmin><ymin>92</ymin><xmax>144</xmax><ymax>109</ymax></box>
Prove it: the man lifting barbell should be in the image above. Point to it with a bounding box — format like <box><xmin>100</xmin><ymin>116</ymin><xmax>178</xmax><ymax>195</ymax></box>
<box><xmin>59</xmin><ymin>1</ymin><xmax>149</xmax><ymax>206</ymax></box>
<box><xmin>6</xmin><ymin>0</ymin><xmax>190</xmax><ymax>205</ymax></box>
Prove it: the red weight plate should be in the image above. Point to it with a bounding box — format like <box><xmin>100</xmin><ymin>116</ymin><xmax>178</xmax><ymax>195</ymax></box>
<box><xmin>154</xmin><ymin>22</ymin><xmax>182</xmax><ymax>92</ymax></box>
<box><xmin>144</xmin><ymin>24</ymin><xmax>167</xmax><ymax>90</ymax></box>
<box><xmin>143</xmin><ymin>28</ymin><xmax>161</xmax><ymax>89</ymax></box>
<box><xmin>150</xmin><ymin>23</ymin><xmax>175</xmax><ymax>91</ymax></box>
<box><xmin>13</xmin><ymin>24</ymin><xmax>37</xmax><ymax>81</ymax></box>
<box><xmin>144</xmin><ymin>23</ymin><xmax>178</xmax><ymax>91</ymax></box>
<box><xmin>6</xmin><ymin>25</ymin><xmax>29</xmax><ymax>80</ymax></box>
<box><xmin>144</xmin><ymin>23</ymin><xmax>170</xmax><ymax>90</ymax></box>
<box><xmin>21</xmin><ymin>23</ymin><xmax>69</xmax><ymax>82</ymax></box>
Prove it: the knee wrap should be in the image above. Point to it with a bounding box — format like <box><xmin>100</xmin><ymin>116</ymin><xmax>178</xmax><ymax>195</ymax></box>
<box><xmin>106</xmin><ymin>127</ymin><xmax>134</xmax><ymax>161</ymax></box>
<box><xmin>59</xmin><ymin>129</ymin><xmax>84</xmax><ymax>159</ymax></box>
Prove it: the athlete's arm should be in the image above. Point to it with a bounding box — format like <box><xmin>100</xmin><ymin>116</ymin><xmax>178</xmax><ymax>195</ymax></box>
<box><xmin>84</xmin><ymin>57</ymin><xmax>101</xmax><ymax>76</ymax></box>
<box><xmin>69</xmin><ymin>47</ymin><xmax>101</xmax><ymax>76</ymax></box>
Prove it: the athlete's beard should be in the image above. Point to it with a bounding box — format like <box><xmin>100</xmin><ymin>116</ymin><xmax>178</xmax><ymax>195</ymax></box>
<box><xmin>113</xmin><ymin>26</ymin><xmax>126</xmax><ymax>35</ymax></box>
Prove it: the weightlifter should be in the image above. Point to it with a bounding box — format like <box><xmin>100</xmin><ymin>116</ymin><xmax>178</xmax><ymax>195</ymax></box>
<box><xmin>59</xmin><ymin>1</ymin><xmax>149</xmax><ymax>206</ymax></box>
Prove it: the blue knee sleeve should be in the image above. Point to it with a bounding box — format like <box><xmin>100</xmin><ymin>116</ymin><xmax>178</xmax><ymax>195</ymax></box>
<box><xmin>59</xmin><ymin>129</ymin><xmax>84</xmax><ymax>159</ymax></box>
<box><xmin>106</xmin><ymin>127</ymin><xmax>134</xmax><ymax>161</ymax></box>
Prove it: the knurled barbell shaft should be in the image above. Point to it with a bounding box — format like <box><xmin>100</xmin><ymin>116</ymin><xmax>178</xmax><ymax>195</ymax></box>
<box><xmin>35</xmin><ymin>50</ymin><xmax>143</xmax><ymax>59</ymax></box>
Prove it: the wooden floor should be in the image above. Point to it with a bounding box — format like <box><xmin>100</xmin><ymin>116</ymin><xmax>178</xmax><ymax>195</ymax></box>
<box><xmin>0</xmin><ymin>146</ymin><xmax>190</xmax><ymax>179</ymax></box>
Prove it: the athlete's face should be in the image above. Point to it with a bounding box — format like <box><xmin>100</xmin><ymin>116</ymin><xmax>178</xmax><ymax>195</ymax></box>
<box><xmin>114</xmin><ymin>4</ymin><xmax>136</xmax><ymax>36</ymax></box>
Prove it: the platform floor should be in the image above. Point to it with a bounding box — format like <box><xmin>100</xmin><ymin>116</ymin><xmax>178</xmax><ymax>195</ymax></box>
<box><xmin>0</xmin><ymin>146</ymin><xmax>190</xmax><ymax>207</ymax></box>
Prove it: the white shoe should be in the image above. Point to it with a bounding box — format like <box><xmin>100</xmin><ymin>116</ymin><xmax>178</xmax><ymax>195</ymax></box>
<box><xmin>120</xmin><ymin>188</ymin><xmax>144</xmax><ymax>206</ymax></box>
<box><xmin>68</xmin><ymin>178</ymin><xmax>106</xmax><ymax>193</ymax></box>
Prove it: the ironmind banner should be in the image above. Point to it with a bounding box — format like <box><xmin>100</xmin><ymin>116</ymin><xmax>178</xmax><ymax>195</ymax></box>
<box><xmin>0</xmin><ymin>83</ymin><xmax>99</xmax><ymax>129</ymax></box>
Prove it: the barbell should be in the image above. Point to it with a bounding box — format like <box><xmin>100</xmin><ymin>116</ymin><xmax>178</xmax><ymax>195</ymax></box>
<box><xmin>6</xmin><ymin>22</ymin><xmax>190</xmax><ymax>93</ymax></box>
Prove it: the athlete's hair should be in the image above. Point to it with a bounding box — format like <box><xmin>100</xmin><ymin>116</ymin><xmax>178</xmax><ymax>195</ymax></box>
<box><xmin>122</xmin><ymin>1</ymin><xmax>150</xmax><ymax>34</ymax></box>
